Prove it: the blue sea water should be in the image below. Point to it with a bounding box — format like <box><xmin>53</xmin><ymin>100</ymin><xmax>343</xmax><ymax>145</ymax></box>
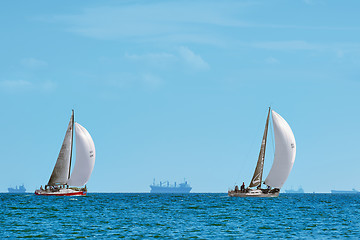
<box><xmin>1</xmin><ymin>193</ymin><xmax>360</xmax><ymax>239</ymax></box>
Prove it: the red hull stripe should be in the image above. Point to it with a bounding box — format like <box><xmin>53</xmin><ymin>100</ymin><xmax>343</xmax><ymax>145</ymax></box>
<box><xmin>35</xmin><ymin>191</ymin><xmax>86</xmax><ymax>196</ymax></box>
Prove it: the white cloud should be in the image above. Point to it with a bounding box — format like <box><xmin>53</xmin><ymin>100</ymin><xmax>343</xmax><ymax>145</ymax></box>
<box><xmin>0</xmin><ymin>80</ymin><xmax>32</xmax><ymax>89</ymax></box>
<box><xmin>178</xmin><ymin>46</ymin><xmax>209</xmax><ymax>70</ymax></box>
<box><xmin>0</xmin><ymin>80</ymin><xmax>56</xmax><ymax>93</ymax></box>
<box><xmin>21</xmin><ymin>58</ymin><xmax>48</xmax><ymax>68</ymax></box>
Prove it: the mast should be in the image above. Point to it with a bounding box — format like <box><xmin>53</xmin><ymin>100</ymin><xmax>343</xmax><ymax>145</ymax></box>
<box><xmin>249</xmin><ymin>107</ymin><xmax>271</xmax><ymax>188</ymax></box>
<box><xmin>68</xmin><ymin>109</ymin><xmax>74</xmax><ymax>180</ymax></box>
<box><xmin>67</xmin><ymin>122</ymin><xmax>96</xmax><ymax>187</ymax></box>
<box><xmin>48</xmin><ymin>111</ymin><xmax>75</xmax><ymax>186</ymax></box>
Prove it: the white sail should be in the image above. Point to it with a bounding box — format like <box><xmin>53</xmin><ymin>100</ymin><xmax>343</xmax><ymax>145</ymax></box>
<box><xmin>264</xmin><ymin>110</ymin><xmax>296</xmax><ymax>188</ymax></box>
<box><xmin>67</xmin><ymin>123</ymin><xmax>95</xmax><ymax>187</ymax></box>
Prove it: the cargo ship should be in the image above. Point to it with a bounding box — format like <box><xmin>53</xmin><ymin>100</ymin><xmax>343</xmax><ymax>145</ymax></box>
<box><xmin>8</xmin><ymin>184</ymin><xmax>26</xmax><ymax>193</ymax></box>
<box><xmin>150</xmin><ymin>179</ymin><xmax>192</xmax><ymax>193</ymax></box>
<box><xmin>331</xmin><ymin>189</ymin><xmax>359</xmax><ymax>194</ymax></box>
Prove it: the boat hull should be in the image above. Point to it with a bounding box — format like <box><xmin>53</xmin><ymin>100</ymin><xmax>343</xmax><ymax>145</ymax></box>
<box><xmin>8</xmin><ymin>189</ymin><xmax>26</xmax><ymax>193</ymax></box>
<box><xmin>331</xmin><ymin>190</ymin><xmax>359</xmax><ymax>194</ymax></box>
<box><xmin>35</xmin><ymin>189</ymin><xmax>86</xmax><ymax>196</ymax></box>
<box><xmin>228</xmin><ymin>189</ymin><xmax>279</xmax><ymax>198</ymax></box>
<box><xmin>150</xmin><ymin>186</ymin><xmax>192</xmax><ymax>193</ymax></box>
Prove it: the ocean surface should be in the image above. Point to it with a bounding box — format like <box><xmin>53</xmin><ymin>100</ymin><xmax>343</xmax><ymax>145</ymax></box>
<box><xmin>1</xmin><ymin>193</ymin><xmax>360</xmax><ymax>239</ymax></box>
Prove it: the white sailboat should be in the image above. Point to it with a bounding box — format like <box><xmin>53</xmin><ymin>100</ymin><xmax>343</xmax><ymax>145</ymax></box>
<box><xmin>228</xmin><ymin>108</ymin><xmax>296</xmax><ymax>197</ymax></box>
<box><xmin>35</xmin><ymin>110</ymin><xmax>95</xmax><ymax>196</ymax></box>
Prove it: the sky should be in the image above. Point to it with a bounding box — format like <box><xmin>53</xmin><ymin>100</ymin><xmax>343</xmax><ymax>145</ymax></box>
<box><xmin>1</xmin><ymin>0</ymin><xmax>360</xmax><ymax>193</ymax></box>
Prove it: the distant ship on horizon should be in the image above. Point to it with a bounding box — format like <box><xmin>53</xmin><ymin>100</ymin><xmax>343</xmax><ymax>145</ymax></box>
<box><xmin>150</xmin><ymin>179</ymin><xmax>192</xmax><ymax>193</ymax></box>
<box><xmin>331</xmin><ymin>189</ymin><xmax>359</xmax><ymax>194</ymax></box>
<box><xmin>8</xmin><ymin>184</ymin><xmax>26</xmax><ymax>193</ymax></box>
<box><xmin>285</xmin><ymin>186</ymin><xmax>304</xmax><ymax>193</ymax></box>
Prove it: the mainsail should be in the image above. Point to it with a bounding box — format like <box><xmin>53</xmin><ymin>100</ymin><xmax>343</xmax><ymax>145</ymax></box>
<box><xmin>48</xmin><ymin>111</ymin><xmax>74</xmax><ymax>185</ymax></box>
<box><xmin>264</xmin><ymin>110</ymin><xmax>296</xmax><ymax>188</ymax></box>
<box><xmin>249</xmin><ymin>108</ymin><xmax>270</xmax><ymax>188</ymax></box>
<box><xmin>67</xmin><ymin>123</ymin><xmax>96</xmax><ymax>187</ymax></box>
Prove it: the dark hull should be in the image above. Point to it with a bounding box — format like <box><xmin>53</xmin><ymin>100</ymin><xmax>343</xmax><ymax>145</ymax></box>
<box><xmin>228</xmin><ymin>188</ymin><xmax>280</xmax><ymax>198</ymax></box>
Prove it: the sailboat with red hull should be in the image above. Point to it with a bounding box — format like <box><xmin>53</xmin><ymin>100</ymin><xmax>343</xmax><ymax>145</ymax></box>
<box><xmin>228</xmin><ymin>108</ymin><xmax>296</xmax><ymax>197</ymax></box>
<box><xmin>35</xmin><ymin>110</ymin><xmax>95</xmax><ymax>196</ymax></box>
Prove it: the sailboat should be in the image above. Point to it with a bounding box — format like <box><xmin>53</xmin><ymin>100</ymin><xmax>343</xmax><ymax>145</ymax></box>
<box><xmin>35</xmin><ymin>110</ymin><xmax>95</xmax><ymax>196</ymax></box>
<box><xmin>228</xmin><ymin>108</ymin><xmax>296</xmax><ymax>197</ymax></box>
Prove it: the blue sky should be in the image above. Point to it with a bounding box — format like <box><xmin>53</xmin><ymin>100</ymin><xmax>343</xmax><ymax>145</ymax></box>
<box><xmin>1</xmin><ymin>0</ymin><xmax>360</xmax><ymax>193</ymax></box>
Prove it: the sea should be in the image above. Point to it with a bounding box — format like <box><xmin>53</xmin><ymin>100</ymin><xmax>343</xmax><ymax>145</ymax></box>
<box><xmin>1</xmin><ymin>193</ymin><xmax>360</xmax><ymax>239</ymax></box>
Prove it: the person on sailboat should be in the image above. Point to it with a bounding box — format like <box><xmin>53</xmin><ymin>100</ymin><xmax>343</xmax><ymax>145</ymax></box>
<box><xmin>241</xmin><ymin>182</ymin><xmax>245</xmax><ymax>192</ymax></box>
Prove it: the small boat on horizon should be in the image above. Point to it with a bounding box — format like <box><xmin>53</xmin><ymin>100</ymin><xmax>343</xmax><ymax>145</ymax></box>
<box><xmin>228</xmin><ymin>107</ymin><xmax>296</xmax><ymax>198</ymax></box>
<box><xmin>35</xmin><ymin>110</ymin><xmax>95</xmax><ymax>196</ymax></box>
<box><xmin>285</xmin><ymin>186</ymin><xmax>304</xmax><ymax>193</ymax></box>
<box><xmin>331</xmin><ymin>189</ymin><xmax>359</xmax><ymax>194</ymax></box>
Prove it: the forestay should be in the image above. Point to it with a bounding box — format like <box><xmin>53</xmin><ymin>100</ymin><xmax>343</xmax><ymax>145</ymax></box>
<box><xmin>264</xmin><ymin>110</ymin><xmax>296</xmax><ymax>188</ymax></box>
<box><xmin>67</xmin><ymin>123</ymin><xmax>96</xmax><ymax>187</ymax></box>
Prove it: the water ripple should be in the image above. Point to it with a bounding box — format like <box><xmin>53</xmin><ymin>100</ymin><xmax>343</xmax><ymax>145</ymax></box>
<box><xmin>1</xmin><ymin>193</ymin><xmax>360</xmax><ymax>238</ymax></box>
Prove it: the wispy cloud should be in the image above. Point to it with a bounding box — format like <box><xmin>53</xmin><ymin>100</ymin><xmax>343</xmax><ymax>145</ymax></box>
<box><xmin>48</xmin><ymin>1</ymin><xmax>359</xmax><ymax>45</ymax></box>
<box><xmin>303</xmin><ymin>0</ymin><xmax>317</xmax><ymax>5</ymax></box>
<box><xmin>41</xmin><ymin>80</ymin><xmax>57</xmax><ymax>92</ymax></box>
<box><xmin>0</xmin><ymin>80</ymin><xmax>32</xmax><ymax>89</ymax></box>
<box><xmin>142</xmin><ymin>73</ymin><xmax>162</xmax><ymax>89</ymax></box>
<box><xmin>0</xmin><ymin>80</ymin><xmax>56</xmax><ymax>93</ymax></box>
<box><xmin>124</xmin><ymin>47</ymin><xmax>209</xmax><ymax>71</ymax></box>
<box><xmin>266</xmin><ymin>57</ymin><xmax>279</xmax><ymax>64</ymax></box>
<box><xmin>178</xmin><ymin>46</ymin><xmax>209</xmax><ymax>70</ymax></box>
<box><xmin>237</xmin><ymin>41</ymin><xmax>360</xmax><ymax>57</ymax></box>
<box><xmin>336</xmin><ymin>50</ymin><xmax>344</xmax><ymax>58</ymax></box>
<box><xmin>125</xmin><ymin>52</ymin><xmax>176</xmax><ymax>66</ymax></box>
<box><xmin>250</xmin><ymin>41</ymin><xmax>319</xmax><ymax>51</ymax></box>
<box><xmin>103</xmin><ymin>72</ymin><xmax>162</xmax><ymax>90</ymax></box>
<box><xmin>21</xmin><ymin>58</ymin><xmax>48</xmax><ymax>69</ymax></box>
<box><xmin>49</xmin><ymin>1</ymin><xmax>256</xmax><ymax>44</ymax></box>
